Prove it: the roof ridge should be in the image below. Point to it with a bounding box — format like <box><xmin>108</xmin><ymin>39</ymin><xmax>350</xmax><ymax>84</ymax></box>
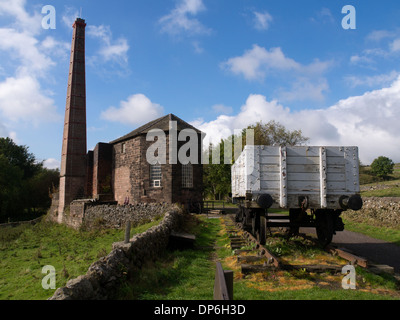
<box><xmin>109</xmin><ymin>113</ymin><xmax>201</xmax><ymax>144</ymax></box>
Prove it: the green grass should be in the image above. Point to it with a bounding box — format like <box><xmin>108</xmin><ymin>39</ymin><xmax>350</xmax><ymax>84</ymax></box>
<box><xmin>2</xmin><ymin>214</ymin><xmax>399</xmax><ymax>300</ymax></box>
<box><xmin>0</xmin><ymin>217</ymin><xmax>163</xmax><ymax>300</ymax></box>
<box><xmin>342</xmin><ymin>218</ymin><xmax>400</xmax><ymax>246</ymax></box>
<box><xmin>116</xmin><ymin>216</ymin><xmax>228</xmax><ymax>300</ymax></box>
<box><xmin>359</xmin><ymin>163</ymin><xmax>400</xmax><ymax>197</ymax></box>
<box><xmin>361</xmin><ymin>187</ymin><xmax>400</xmax><ymax>197</ymax></box>
<box><xmin>116</xmin><ymin>215</ymin><xmax>399</xmax><ymax>300</ymax></box>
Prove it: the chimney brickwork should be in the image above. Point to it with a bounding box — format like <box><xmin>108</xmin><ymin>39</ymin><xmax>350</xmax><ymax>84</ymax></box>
<box><xmin>58</xmin><ymin>18</ymin><xmax>87</xmax><ymax>222</ymax></box>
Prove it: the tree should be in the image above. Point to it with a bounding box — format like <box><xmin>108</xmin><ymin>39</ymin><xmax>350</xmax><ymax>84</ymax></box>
<box><xmin>0</xmin><ymin>137</ymin><xmax>41</xmax><ymax>179</ymax></box>
<box><xmin>243</xmin><ymin>120</ymin><xmax>309</xmax><ymax>148</ymax></box>
<box><xmin>0</xmin><ymin>138</ymin><xmax>59</xmax><ymax>222</ymax></box>
<box><xmin>203</xmin><ymin>121</ymin><xmax>309</xmax><ymax>200</ymax></box>
<box><xmin>370</xmin><ymin>156</ymin><xmax>395</xmax><ymax>180</ymax></box>
<box><xmin>203</xmin><ymin>142</ymin><xmax>232</xmax><ymax>200</ymax></box>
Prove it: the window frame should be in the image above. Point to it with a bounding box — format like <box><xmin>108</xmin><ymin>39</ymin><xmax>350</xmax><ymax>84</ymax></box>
<box><xmin>182</xmin><ymin>163</ymin><xmax>193</xmax><ymax>188</ymax></box>
<box><xmin>150</xmin><ymin>163</ymin><xmax>162</xmax><ymax>188</ymax></box>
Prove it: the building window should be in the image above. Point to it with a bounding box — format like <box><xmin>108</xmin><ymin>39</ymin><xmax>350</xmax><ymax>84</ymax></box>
<box><xmin>150</xmin><ymin>163</ymin><xmax>161</xmax><ymax>187</ymax></box>
<box><xmin>121</xmin><ymin>143</ymin><xmax>126</xmax><ymax>154</ymax></box>
<box><xmin>182</xmin><ymin>163</ymin><xmax>193</xmax><ymax>188</ymax></box>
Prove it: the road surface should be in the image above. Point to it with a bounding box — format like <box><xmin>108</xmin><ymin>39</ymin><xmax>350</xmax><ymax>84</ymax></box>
<box><xmin>301</xmin><ymin>227</ymin><xmax>400</xmax><ymax>273</ymax></box>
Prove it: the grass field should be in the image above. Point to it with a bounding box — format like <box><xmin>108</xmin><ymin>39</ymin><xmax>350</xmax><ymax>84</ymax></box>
<box><xmin>0</xmin><ymin>217</ymin><xmax>163</xmax><ymax>300</ymax></box>
<box><xmin>360</xmin><ymin>163</ymin><xmax>400</xmax><ymax>197</ymax></box>
<box><xmin>1</xmin><ymin>214</ymin><xmax>399</xmax><ymax>300</ymax></box>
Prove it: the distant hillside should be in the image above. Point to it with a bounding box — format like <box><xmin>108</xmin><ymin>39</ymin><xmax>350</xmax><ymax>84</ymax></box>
<box><xmin>360</xmin><ymin>163</ymin><xmax>400</xmax><ymax>197</ymax></box>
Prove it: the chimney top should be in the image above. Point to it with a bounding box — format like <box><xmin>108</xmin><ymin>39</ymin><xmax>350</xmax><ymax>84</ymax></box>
<box><xmin>73</xmin><ymin>18</ymin><xmax>86</xmax><ymax>28</ymax></box>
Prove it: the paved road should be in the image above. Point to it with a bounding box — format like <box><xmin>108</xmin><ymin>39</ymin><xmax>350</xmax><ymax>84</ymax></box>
<box><xmin>301</xmin><ymin>228</ymin><xmax>400</xmax><ymax>274</ymax></box>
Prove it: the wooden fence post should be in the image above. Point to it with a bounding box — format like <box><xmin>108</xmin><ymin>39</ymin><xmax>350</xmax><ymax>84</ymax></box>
<box><xmin>124</xmin><ymin>221</ymin><xmax>131</xmax><ymax>244</ymax></box>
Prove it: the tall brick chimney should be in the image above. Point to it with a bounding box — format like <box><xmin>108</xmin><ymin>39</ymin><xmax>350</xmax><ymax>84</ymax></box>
<box><xmin>58</xmin><ymin>18</ymin><xmax>87</xmax><ymax>222</ymax></box>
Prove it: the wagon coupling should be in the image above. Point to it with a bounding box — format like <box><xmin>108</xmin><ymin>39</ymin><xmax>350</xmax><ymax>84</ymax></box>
<box><xmin>339</xmin><ymin>194</ymin><xmax>363</xmax><ymax>211</ymax></box>
<box><xmin>254</xmin><ymin>193</ymin><xmax>273</xmax><ymax>209</ymax></box>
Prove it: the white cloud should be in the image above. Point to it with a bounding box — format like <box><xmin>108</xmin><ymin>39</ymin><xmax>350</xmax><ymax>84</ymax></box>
<box><xmin>192</xmin><ymin>41</ymin><xmax>204</xmax><ymax>54</ymax></box>
<box><xmin>278</xmin><ymin>78</ymin><xmax>329</xmax><ymax>102</ymax></box>
<box><xmin>0</xmin><ymin>122</ymin><xmax>8</xmax><ymax>137</ymax></box>
<box><xmin>101</xmin><ymin>94</ymin><xmax>164</xmax><ymax>126</ymax></box>
<box><xmin>0</xmin><ymin>0</ymin><xmax>42</xmax><ymax>35</ymax></box>
<box><xmin>344</xmin><ymin>71</ymin><xmax>400</xmax><ymax>88</ymax></box>
<box><xmin>61</xmin><ymin>6</ymin><xmax>79</xmax><ymax>28</ymax></box>
<box><xmin>195</xmin><ymin>77</ymin><xmax>400</xmax><ymax>164</ymax></box>
<box><xmin>221</xmin><ymin>45</ymin><xmax>331</xmax><ymax>102</ymax></box>
<box><xmin>212</xmin><ymin>104</ymin><xmax>233</xmax><ymax>115</ymax></box>
<box><xmin>221</xmin><ymin>45</ymin><xmax>331</xmax><ymax>81</ymax></box>
<box><xmin>40</xmin><ymin>36</ymin><xmax>70</xmax><ymax>60</ymax></box>
<box><xmin>366</xmin><ymin>30</ymin><xmax>396</xmax><ymax>42</ymax></box>
<box><xmin>0</xmin><ymin>1</ymin><xmax>61</xmax><ymax>127</ymax></box>
<box><xmin>87</xmin><ymin>25</ymin><xmax>129</xmax><ymax>65</ymax></box>
<box><xmin>0</xmin><ymin>28</ymin><xmax>55</xmax><ymax>77</ymax></box>
<box><xmin>351</xmin><ymin>30</ymin><xmax>400</xmax><ymax>66</ymax></box>
<box><xmin>310</xmin><ymin>8</ymin><xmax>335</xmax><ymax>24</ymax></box>
<box><xmin>390</xmin><ymin>38</ymin><xmax>400</xmax><ymax>52</ymax></box>
<box><xmin>253</xmin><ymin>11</ymin><xmax>273</xmax><ymax>31</ymax></box>
<box><xmin>159</xmin><ymin>0</ymin><xmax>211</xmax><ymax>36</ymax></box>
<box><xmin>350</xmin><ymin>54</ymin><xmax>374</xmax><ymax>65</ymax></box>
<box><xmin>43</xmin><ymin>158</ymin><xmax>61</xmax><ymax>170</ymax></box>
<box><xmin>0</xmin><ymin>75</ymin><xmax>60</xmax><ymax>124</ymax></box>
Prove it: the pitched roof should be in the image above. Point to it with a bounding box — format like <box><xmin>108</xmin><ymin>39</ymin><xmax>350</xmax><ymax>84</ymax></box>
<box><xmin>109</xmin><ymin>113</ymin><xmax>202</xmax><ymax>144</ymax></box>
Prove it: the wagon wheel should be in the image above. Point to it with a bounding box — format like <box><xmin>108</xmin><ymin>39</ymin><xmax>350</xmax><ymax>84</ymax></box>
<box><xmin>257</xmin><ymin>215</ymin><xmax>267</xmax><ymax>245</ymax></box>
<box><xmin>315</xmin><ymin>210</ymin><xmax>334</xmax><ymax>247</ymax></box>
<box><xmin>235</xmin><ymin>205</ymin><xmax>244</xmax><ymax>222</ymax></box>
<box><xmin>288</xmin><ymin>208</ymin><xmax>301</xmax><ymax>236</ymax></box>
<box><xmin>251</xmin><ymin>211</ymin><xmax>259</xmax><ymax>237</ymax></box>
<box><xmin>241</xmin><ymin>207</ymin><xmax>248</xmax><ymax>229</ymax></box>
<box><xmin>195</xmin><ymin>202</ymin><xmax>202</xmax><ymax>214</ymax></box>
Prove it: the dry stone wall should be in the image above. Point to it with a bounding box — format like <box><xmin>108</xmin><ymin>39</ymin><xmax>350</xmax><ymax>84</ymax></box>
<box><xmin>82</xmin><ymin>202</ymin><xmax>171</xmax><ymax>229</ymax></box>
<box><xmin>49</xmin><ymin>204</ymin><xmax>184</xmax><ymax>300</ymax></box>
<box><xmin>343</xmin><ymin>197</ymin><xmax>400</xmax><ymax>227</ymax></box>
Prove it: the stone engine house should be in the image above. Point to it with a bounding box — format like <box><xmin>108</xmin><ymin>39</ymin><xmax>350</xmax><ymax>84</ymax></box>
<box><xmin>86</xmin><ymin>114</ymin><xmax>204</xmax><ymax>206</ymax></box>
<box><xmin>53</xmin><ymin>18</ymin><xmax>203</xmax><ymax>225</ymax></box>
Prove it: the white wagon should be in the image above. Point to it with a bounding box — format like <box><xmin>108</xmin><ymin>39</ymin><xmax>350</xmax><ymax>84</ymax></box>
<box><xmin>231</xmin><ymin>145</ymin><xmax>363</xmax><ymax>246</ymax></box>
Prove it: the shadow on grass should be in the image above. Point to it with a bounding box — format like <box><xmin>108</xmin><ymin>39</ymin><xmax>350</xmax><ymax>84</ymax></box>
<box><xmin>115</xmin><ymin>215</ymin><xmax>224</xmax><ymax>300</ymax></box>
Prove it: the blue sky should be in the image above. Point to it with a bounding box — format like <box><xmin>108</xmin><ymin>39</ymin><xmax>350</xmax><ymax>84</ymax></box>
<box><xmin>0</xmin><ymin>0</ymin><xmax>400</xmax><ymax>167</ymax></box>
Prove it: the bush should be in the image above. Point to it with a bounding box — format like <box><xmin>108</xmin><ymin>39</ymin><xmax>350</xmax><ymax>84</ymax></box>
<box><xmin>370</xmin><ymin>156</ymin><xmax>395</xmax><ymax>180</ymax></box>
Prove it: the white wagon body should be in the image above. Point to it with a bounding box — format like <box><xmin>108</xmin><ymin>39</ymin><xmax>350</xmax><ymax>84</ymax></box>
<box><xmin>231</xmin><ymin>145</ymin><xmax>360</xmax><ymax>209</ymax></box>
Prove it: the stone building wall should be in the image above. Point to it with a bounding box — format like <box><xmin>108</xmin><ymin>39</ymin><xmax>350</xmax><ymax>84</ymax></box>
<box><xmin>112</xmin><ymin>133</ymin><xmax>203</xmax><ymax>206</ymax></box>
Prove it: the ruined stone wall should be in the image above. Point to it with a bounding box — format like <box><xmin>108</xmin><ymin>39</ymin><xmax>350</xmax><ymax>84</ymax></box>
<box><xmin>49</xmin><ymin>205</ymin><xmax>184</xmax><ymax>300</ymax></box>
<box><xmin>112</xmin><ymin>137</ymin><xmax>142</xmax><ymax>204</ymax></box>
<box><xmin>343</xmin><ymin>197</ymin><xmax>400</xmax><ymax>227</ymax></box>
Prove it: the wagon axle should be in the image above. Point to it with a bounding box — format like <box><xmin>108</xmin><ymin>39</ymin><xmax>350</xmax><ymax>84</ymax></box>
<box><xmin>236</xmin><ymin>205</ymin><xmax>347</xmax><ymax>247</ymax></box>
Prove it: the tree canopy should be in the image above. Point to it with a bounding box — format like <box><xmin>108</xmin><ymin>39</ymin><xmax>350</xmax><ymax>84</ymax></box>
<box><xmin>0</xmin><ymin>138</ymin><xmax>59</xmax><ymax>223</ymax></box>
<box><xmin>370</xmin><ymin>156</ymin><xmax>395</xmax><ymax>180</ymax></box>
<box><xmin>203</xmin><ymin>121</ymin><xmax>309</xmax><ymax>200</ymax></box>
